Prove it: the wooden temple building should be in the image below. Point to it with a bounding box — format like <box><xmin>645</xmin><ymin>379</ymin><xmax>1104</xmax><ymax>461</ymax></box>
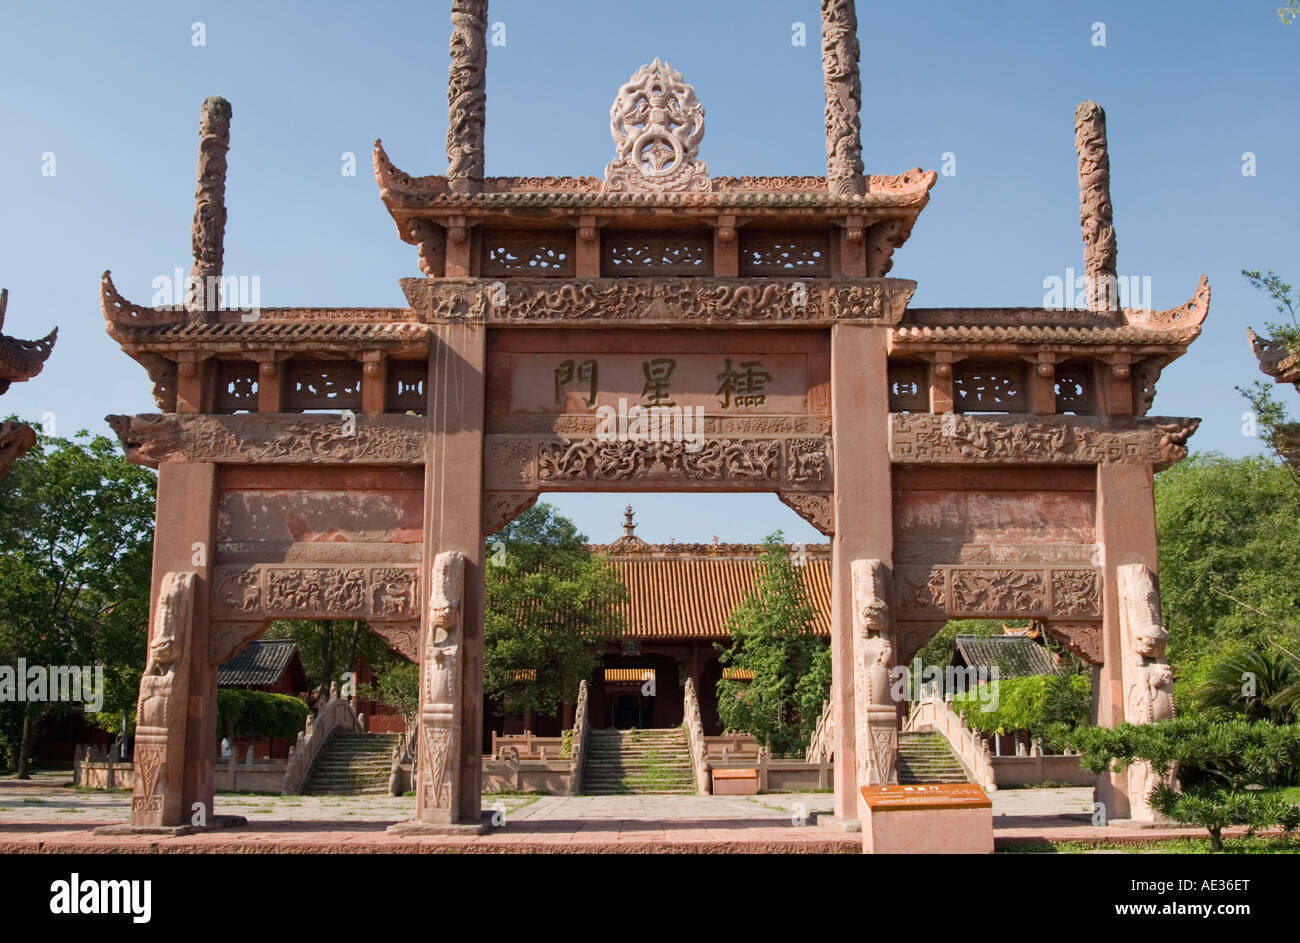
<box><xmin>101</xmin><ymin>0</ymin><xmax>1205</xmax><ymax>832</ymax></box>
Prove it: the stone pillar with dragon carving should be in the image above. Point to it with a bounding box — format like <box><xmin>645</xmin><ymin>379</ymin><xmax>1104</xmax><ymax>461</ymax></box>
<box><xmin>1094</xmin><ymin>463</ymin><xmax>1168</xmax><ymax>822</ymax></box>
<box><xmin>821</xmin><ymin>0</ymin><xmax>865</xmax><ymax>197</ymax></box>
<box><xmin>130</xmin><ymin>571</ymin><xmax>195</xmax><ymax>827</ymax></box>
<box><xmin>852</xmin><ymin>559</ymin><xmax>898</xmax><ymax>817</ymax></box>
<box><xmin>185</xmin><ymin>97</ymin><xmax>232</xmax><ymax>324</ymax></box>
<box><xmin>1074</xmin><ymin>100</ymin><xmax>1118</xmax><ymax>313</ymax></box>
<box><xmin>417</xmin><ymin>551</ymin><xmax>464</xmax><ymax>823</ymax></box>
<box><xmin>1116</xmin><ymin>562</ymin><xmax>1175</xmax><ymax>821</ymax></box>
<box><xmin>447</xmin><ymin>0</ymin><xmax>487</xmax><ymax>195</ymax></box>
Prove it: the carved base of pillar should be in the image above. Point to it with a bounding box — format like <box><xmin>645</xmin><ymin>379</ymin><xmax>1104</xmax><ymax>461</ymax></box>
<box><xmin>95</xmin><ymin>814</ymin><xmax>247</xmax><ymax>836</ymax></box>
<box><xmin>387</xmin><ymin>814</ymin><xmax>492</xmax><ymax>836</ymax></box>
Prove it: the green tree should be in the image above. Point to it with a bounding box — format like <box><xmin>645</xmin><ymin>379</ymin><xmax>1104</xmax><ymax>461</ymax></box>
<box><xmin>1069</xmin><ymin>715</ymin><xmax>1300</xmax><ymax>851</ymax></box>
<box><xmin>216</xmin><ymin>689</ymin><xmax>311</xmax><ymax>748</ymax></box>
<box><xmin>262</xmin><ymin>619</ymin><xmax>402</xmax><ymax>702</ymax></box>
<box><xmin>952</xmin><ymin>674</ymin><xmax>1091</xmax><ymax>749</ymax></box>
<box><xmin>0</xmin><ymin>428</ymin><xmax>155</xmax><ymax>775</ymax></box>
<box><xmin>483</xmin><ymin>503</ymin><xmax>626</xmax><ymax>718</ymax></box>
<box><xmin>715</xmin><ymin>533</ymin><xmax>830</xmax><ymax>754</ymax></box>
<box><xmin>360</xmin><ymin>661</ymin><xmax>419</xmax><ymax>733</ymax></box>
<box><xmin>1154</xmin><ymin>453</ymin><xmax>1300</xmax><ymax>705</ymax></box>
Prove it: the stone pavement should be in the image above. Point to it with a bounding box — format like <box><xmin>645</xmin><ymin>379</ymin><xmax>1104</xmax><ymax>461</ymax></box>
<box><xmin>0</xmin><ymin>777</ymin><xmax>1252</xmax><ymax>852</ymax></box>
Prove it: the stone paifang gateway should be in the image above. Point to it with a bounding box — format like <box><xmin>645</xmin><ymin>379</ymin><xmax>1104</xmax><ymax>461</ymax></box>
<box><xmin>102</xmin><ymin>0</ymin><xmax>1202</xmax><ymax>832</ymax></box>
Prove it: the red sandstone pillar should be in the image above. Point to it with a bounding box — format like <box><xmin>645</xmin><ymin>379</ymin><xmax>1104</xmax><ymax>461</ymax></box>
<box><xmin>421</xmin><ymin>322</ymin><xmax>486</xmax><ymax>825</ymax></box>
<box><xmin>1094</xmin><ymin>462</ymin><xmax>1158</xmax><ymax>820</ymax></box>
<box><xmin>830</xmin><ymin>323</ymin><xmax>893</xmax><ymax>821</ymax></box>
<box><xmin>150</xmin><ymin>462</ymin><xmax>218</xmax><ymax>825</ymax></box>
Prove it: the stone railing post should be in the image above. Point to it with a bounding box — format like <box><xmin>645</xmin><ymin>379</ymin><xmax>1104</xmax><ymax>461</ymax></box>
<box><xmin>681</xmin><ymin>678</ymin><xmax>711</xmax><ymax>795</ymax></box>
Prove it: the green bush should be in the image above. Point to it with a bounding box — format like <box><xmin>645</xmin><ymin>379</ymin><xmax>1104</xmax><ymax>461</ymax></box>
<box><xmin>951</xmin><ymin>673</ymin><xmax>1091</xmax><ymax>742</ymax></box>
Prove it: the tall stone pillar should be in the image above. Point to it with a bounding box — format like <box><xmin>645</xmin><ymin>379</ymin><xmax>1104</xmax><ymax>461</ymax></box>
<box><xmin>1094</xmin><ymin>462</ymin><xmax>1169</xmax><ymax>822</ymax></box>
<box><xmin>134</xmin><ymin>462</ymin><xmax>218</xmax><ymax>827</ymax></box>
<box><xmin>830</xmin><ymin>323</ymin><xmax>893</xmax><ymax>821</ymax></box>
<box><xmin>447</xmin><ymin>0</ymin><xmax>488</xmax><ymax>195</ymax></box>
<box><xmin>821</xmin><ymin>0</ymin><xmax>865</xmax><ymax>197</ymax></box>
<box><xmin>185</xmin><ymin>97</ymin><xmax>232</xmax><ymax>323</ymax></box>
<box><xmin>1074</xmin><ymin>101</ymin><xmax>1118</xmax><ymax>313</ymax></box>
<box><xmin>418</xmin><ymin>322</ymin><xmax>486</xmax><ymax>826</ymax></box>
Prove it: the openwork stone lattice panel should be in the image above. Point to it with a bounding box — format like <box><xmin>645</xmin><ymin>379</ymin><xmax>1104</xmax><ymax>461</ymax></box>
<box><xmin>482</xmin><ymin>434</ymin><xmax>831</xmax><ymax>490</ymax></box>
<box><xmin>212</xmin><ymin>360</ymin><xmax>259</xmax><ymax>413</ymax></box>
<box><xmin>1054</xmin><ymin>363</ymin><xmax>1095</xmax><ymax>415</ymax></box>
<box><xmin>889</xmin><ymin>413</ymin><xmax>1200</xmax><ymax>470</ymax></box>
<box><xmin>285</xmin><ymin>360</ymin><xmax>363</xmax><ymax>411</ymax></box>
<box><xmin>107</xmin><ymin>413</ymin><xmax>426</xmax><ymax>467</ymax></box>
<box><xmin>601</xmin><ymin>232</ymin><xmax>712</xmax><ymax>276</ymax></box>
<box><xmin>212</xmin><ymin>564</ymin><xmax>420</xmax><ymax>620</ymax></box>
<box><xmin>401</xmin><ymin>277</ymin><xmax>917</xmax><ymax>325</ymax></box>
<box><xmin>386</xmin><ymin>361</ymin><xmax>428</xmax><ymax>414</ymax></box>
<box><xmin>895</xmin><ymin>565</ymin><xmax>1102</xmax><ymax>619</ymax></box>
<box><xmin>887</xmin><ymin>362</ymin><xmax>928</xmax><ymax>411</ymax></box>
<box><xmin>953</xmin><ymin>361</ymin><xmax>1025</xmax><ymax>412</ymax></box>
<box><xmin>738</xmin><ymin>230</ymin><xmax>830</xmax><ymax>277</ymax></box>
<box><xmin>480</xmin><ymin>229</ymin><xmax>574</xmax><ymax>277</ymax></box>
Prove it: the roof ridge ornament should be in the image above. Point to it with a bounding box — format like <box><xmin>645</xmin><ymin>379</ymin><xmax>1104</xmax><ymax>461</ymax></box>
<box><xmin>603</xmin><ymin>58</ymin><xmax>710</xmax><ymax>194</ymax></box>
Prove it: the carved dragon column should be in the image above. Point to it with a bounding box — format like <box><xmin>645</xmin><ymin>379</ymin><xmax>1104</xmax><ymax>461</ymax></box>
<box><xmin>418</xmin><ymin>321</ymin><xmax>487</xmax><ymax>826</ymax></box>
<box><xmin>418</xmin><ymin>551</ymin><xmax>465</xmax><ymax>823</ymax></box>
<box><xmin>852</xmin><ymin>560</ymin><xmax>898</xmax><ymax>814</ymax></box>
<box><xmin>447</xmin><ymin>0</ymin><xmax>488</xmax><ymax>195</ymax></box>
<box><xmin>1094</xmin><ymin>463</ymin><xmax>1166</xmax><ymax>822</ymax></box>
<box><xmin>830</xmin><ymin>323</ymin><xmax>893</xmax><ymax>822</ymax></box>
<box><xmin>821</xmin><ymin>0</ymin><xmax>865</xmax><ymax>197</ymax></box>
<box><xmin>185</xmin><ymin>97</ymin><xmax>232</xmax><ymax>324</ymax></box>
<box><xmin>130</xmin><ymin>571</ymin><xmax>195</xmax><ymax>827</ymax></box>
<box><xmin>1074</xmin><ymin>100</ymin><xmax>1119</xmax><ymax>313</ymax></box>
<box><xmin>1116</xmin><ymin>563</ymin><xmax>1175</xmax><ymax>821</ymax></box>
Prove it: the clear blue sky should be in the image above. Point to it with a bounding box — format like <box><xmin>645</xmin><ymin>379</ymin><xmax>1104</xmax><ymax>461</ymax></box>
<box><xmin>1</xmin><ymin>1</ymin><xmax>1296</xmax><ymax>544</ymax></box>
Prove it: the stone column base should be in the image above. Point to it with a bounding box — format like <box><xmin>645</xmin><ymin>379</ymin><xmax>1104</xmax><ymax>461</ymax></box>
<box><xmin>387</xmin><ymin>813</ymin><xmax>492</xmax><ymax>836</ymax></box>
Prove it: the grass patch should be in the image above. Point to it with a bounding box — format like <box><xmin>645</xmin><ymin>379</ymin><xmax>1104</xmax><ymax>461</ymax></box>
<box><xmin>1004</xmin><ymin>834</ymin><xmax>1300</xmax><ymax>854</ymax></box>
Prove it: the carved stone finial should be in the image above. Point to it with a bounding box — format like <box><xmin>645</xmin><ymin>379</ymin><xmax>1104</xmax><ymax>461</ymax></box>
<box><xmin>623</xmin><ymin>504</ymin><xmax>636</xmax><ymax>538</ymax></box>
<box><xmin>821</xmin><ymin>0</ymin><xmax>865</xmax><ymax>196</ymax></box>
<box><xmin>447</xmin><ymin>0</ymin><xmax>488</xmax><ymax>195</ymax></box>
<box><xmin>185</xmin><ymin>97</ymin><xmax>232</xmax><ymax>325</ymax></box>
<box><xmin>1074</xmin><ymin>101</ymin><xmax>1118</xmax><ymax>313</ymax></box>
<box><xmin>603</xmin><ymin>58</ymin><xmax>709</xmax><ymax>193</ymax></box>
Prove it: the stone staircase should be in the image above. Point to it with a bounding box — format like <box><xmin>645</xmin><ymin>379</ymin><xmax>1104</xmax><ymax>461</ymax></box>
<box><xmin>303</xmin><ymin>732</ymin><xmax>402</xmax><ymax>795</ymax></box>
<box><xmin>582</xmin><ymin>728</ymin><xmax>697</xmax><ymax>795</ymax></box>
<box><xmin>897</xmin><ymin>732</ymin><xmax>969</xmax><ymax>784</ymax></box>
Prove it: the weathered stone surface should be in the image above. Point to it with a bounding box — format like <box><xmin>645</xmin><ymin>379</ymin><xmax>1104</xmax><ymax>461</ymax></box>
<box><xmin>185</xmin><ymin>97</ymin><xmax>232</xmax><ymax>322</ymax></box>
<box><xmin>1074</xmin><ymin>101</ymin><xmax>1117</xmax><ymax>312</ymax></box>
<box><xmin>604</xmin><ymin>59</ymin><xmax>709</xmax><ymax>194</ymax></box>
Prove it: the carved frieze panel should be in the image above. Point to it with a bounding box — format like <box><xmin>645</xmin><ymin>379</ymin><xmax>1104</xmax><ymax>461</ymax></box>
<box><xmin>483</xmin><ymin>435</ymin><xmax>830</xmax><ymax>490</ymax></box>
<box><xmin>895</xmin><ymin>565</ymin><xmax>1102</xmax><ymax>619</ymax></box>
<box><xmin>483</xmin><ymin>491</ymin><xmax>539</xmax><ymax>535</ymax></box>
<box><xmin>1042</xmin><ymin>622</ymin><xmax>1103</xmax><ymax>665</ymax></box>
<box><xmin>893</xmin><ymin>542</ymin><xmax>1099</xmax><ymax>567</ymax></box>
<box><xmin>777</xmin><ymin>491</ymin><xmax>833</xmax><ymax>536</ymax></box>
<box><xmin>107</xmin><ymin>413</ymin><xmax>426</xmax><ymax>467</ymax></box>
<box><xmin>401</xmin><ymin>277</ymin><xmax>916</xmax><ymax>326</ymax></box>
<box><xmin>370</xmin><ymin>620</ymin><xmax>420</xmax><ymax>662</ymax></box>
<box><xmin>212</xmin><ymin>564</ymin><xmax>419</xmax><ymax>621</ymax></box>
<box><xmin>208</xmin><ymin>620</ymin><xmax>268</xmax><ymax>665</ymax></box>
<box><xmin>889</xmin><ymin>414</ymin><xmax>1200</xmax><ymax>471</ymax></box>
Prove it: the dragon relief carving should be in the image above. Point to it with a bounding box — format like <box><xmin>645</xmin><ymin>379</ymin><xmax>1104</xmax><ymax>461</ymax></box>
<box><xmin>821</xmin><ymin>0</ymin><xmax>865</xmax><ymax>196</ymax></box>
<box><xmin>212</xmin><ymin>565</ymin><xmax>420</xmax><ymax>620</ymax></box>
<box><xmin>446</xmin><ymin>0</ymin><xmax>488</xmax><ymax>194</ymax></box>
<box><xmin>535</xmin><ymin>437</ymin><xmax>822</xmax><ymax>485</ymax></box>
<box><xmin>777</xmin><ymin>492</ymin><xmax>833</xmax><ymax>536</ymax></box>
<box><xmin>604</xmin><ymin>59</ymin><xmax>709</xmax><ymax>194</ymax></box>
<box><xmin>889</xmin><ymin>414</ymin><xmax>1200</xmax><ymax>472</ymax></box>
<box><xmin>131</xmin><ymin>571</ymin><xmax>195</xmax><ymax>825</ymax></box>
<box><xmin>1074</xmin><ymin>100</ymin><xmax>1118</xmax><ymax>312</ymax></box>
<box><xmin>420</xmin><ymin>551</ymin><xmax>465</xmax><ymax>820</ymax></box>
<box><xmin>412</xmin><ymin>278</ymin><xmax>916</xmax><ymax>325</ymax></box>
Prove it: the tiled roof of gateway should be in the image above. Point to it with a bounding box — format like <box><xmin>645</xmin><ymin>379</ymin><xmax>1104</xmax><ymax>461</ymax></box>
<box><xmin>952</xmin><ymin>635</ymin><xmax>1056</xmax><ymax>678</ymax></box>
<box><xmin>217</xmin><ymin>639</ymin><xmax>303</xmax><ymax>688</ymax></box>
<box><xmin>590</xmin><ymin>509</ymin><xmax>830</xmax><ymax>639</ymax></box>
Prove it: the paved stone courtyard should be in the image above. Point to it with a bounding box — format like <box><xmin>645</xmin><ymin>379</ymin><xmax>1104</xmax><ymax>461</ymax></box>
<box><xmin>0</xmin><ymin>774</ymin><xmax>1248</xmax><ymax>853</ymax></box>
